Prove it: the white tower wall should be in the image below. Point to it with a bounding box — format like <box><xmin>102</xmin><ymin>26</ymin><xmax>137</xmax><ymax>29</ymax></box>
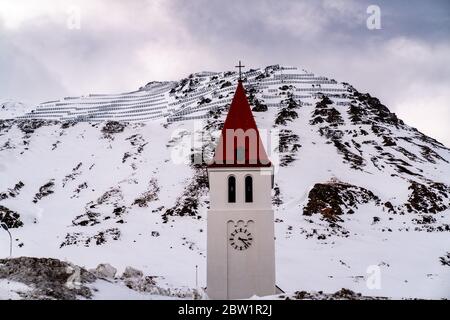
<box><xmin>207</xmin><ymin>166</ymin><xmax>276</xmax><ymax>299</ymax></box>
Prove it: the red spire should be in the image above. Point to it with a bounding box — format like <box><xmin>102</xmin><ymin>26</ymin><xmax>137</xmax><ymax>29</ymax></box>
<box><xmin>208</xmin><ymin>81</ymin><xmax>271</xmax><ymax>167</ymax></box>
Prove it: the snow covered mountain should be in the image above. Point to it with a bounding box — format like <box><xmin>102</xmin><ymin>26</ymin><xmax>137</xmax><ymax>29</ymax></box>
<box><xmin>0</xmin><ymin>100</ymin><xmax>33</xmax><ymax>120</ymax></box>
<box><xmin>0</xmin><ymin>65</ymin><xmax>449</xmax><ymax>299</ymax></box>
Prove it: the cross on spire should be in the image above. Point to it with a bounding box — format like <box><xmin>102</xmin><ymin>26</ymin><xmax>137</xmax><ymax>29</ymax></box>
<box><xmin>235</xmin><ymin>60</ymin><xmax>245</xmax><ymax>81</ymax></box>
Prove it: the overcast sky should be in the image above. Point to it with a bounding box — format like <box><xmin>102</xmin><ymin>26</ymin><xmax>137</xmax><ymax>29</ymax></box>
<box><xmin>0</xmin><ymin>0</ymin><xmax>449</xmax><ymax>145</ymax></box>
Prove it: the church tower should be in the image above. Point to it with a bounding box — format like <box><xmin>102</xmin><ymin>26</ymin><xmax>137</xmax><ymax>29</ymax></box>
<box><xmin>207</xmin><ymin>79</ymin><xmax>276</xmax><ymax>299</ymax></box>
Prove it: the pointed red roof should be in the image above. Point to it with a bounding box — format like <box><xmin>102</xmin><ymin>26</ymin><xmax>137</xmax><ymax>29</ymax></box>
<box><xmin>208</xmin><ymin>81</ymin><xmax>271</xmax><ymax>168</ymax></box>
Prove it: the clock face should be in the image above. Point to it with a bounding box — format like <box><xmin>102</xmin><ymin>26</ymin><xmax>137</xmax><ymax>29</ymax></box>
<box><xmin>229</xmin><ymin>227</ymin><xmax>253</xmax><ymax>251</ymax></box>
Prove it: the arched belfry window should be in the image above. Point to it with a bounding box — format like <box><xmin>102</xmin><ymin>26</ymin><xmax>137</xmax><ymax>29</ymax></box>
<box><xmin>228</xmin><ymin>176</ymin><xmax>236</xmax><ymax>203</ymax></box>
<box><xmin>245</xmin><ymin>176</ymin><xmax>253</xmax><ymax>203</ymax></box>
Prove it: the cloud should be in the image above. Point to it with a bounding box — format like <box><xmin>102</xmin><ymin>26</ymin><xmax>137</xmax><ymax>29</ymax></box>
<box><xmin>0</xmin><ymin>0</ymin><xmax>449</xmax><ymax>145</ymax></box>
<box><xmin>295</xmin><ymin>36</ymin><xmax>450</xmax><ymax>146</ymax></box>
<box><xmin>395</xmin><ymin>83</ymin><xmax>450</xmax><ymax>145</ymax></box>
<box><xmin>0</xmin><ymin>36</ymin><xmax>68</xmax><ymax>104</ymax></box>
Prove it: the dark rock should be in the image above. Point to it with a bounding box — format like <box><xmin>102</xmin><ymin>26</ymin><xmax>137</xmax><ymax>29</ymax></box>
<box><xmin>291</xmin><ymin>288</ymin><xmax>387</xmax><ymax>300</ymax></box>
<box><xmin>275</xmin><ymin>94</ymin><xmax>300</xmax><ymax>125</ymax></box>
<box><xmin>405</xmin><ymin>181</ymin><xmax>449</xmax><ymax>214</ymax></box>
<box><xmin>310</xmin><ymin>97</ymin><xmax>343</xmax><ymax>126</ymax></box>
<box><xmin>133</xmin><ymin>178</ymin><xmax>160</xmax><ymax>207</ymax></box>
<box><xmin>0</xmin><ymin>257</ymin><xmax>96</xmax><ymax>300</ymax></box>
<box><xmin>101</xmin><ymin>121</ymin><xmax>126</xmax><ymax>137</ymax></box>
<box><xmin>162</xmin><ymin>168</ymin><xmax>208</xmax><ymax>223</ymax></box>
<box><xmin>303</xmin><ymin>182</ymin><xmax>381</xmax><ymax>223</ymax></box>
<box><xmin>0</xmin><ymin>205</ymin><xmax>23</xmax><ymax>228</ymax></box>
<box><xmin>440</xmin><ymin>253</ymin><xmax>450</xmax><ymax>266</ymax></box>
<box><xmin>33</xmin><ymin>181</ymin><xmax>55</xmax><ymax>203</ymax></box>
<box><xmin>278</xmin><ymin>129</ymin><xmax>301</xmax><ymax>167</ymax></box>
<box><xmin>17</xmin><ymin>120</ymin><xmax>49</xmax><ymax>134</ymax></box>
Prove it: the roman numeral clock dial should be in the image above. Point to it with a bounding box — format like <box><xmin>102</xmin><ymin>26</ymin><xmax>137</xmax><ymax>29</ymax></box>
<box><xmin>229</xmin><ymin>227</ymin><xmax>253</xmax><ymax>251</ymax></box>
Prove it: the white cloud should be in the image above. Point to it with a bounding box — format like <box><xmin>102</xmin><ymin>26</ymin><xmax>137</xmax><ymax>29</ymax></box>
<box><xmin>0</xmin><ymin>0</ymin><xmax>54</xmax><ymax>29</ymax></box>
<box><xmin>295</xmin><ymin>35</ymin><xmax>450</xmax><ymax>146</ymax></box>
<box><xmin>0</xmin><ymin>0</ymin><xmax>448</xmax><ymax>145</ymax></box>
<box><xmin>395</xmin><ymin>83</ymin><xmax>450</xmax><ymax>146</ymax></box>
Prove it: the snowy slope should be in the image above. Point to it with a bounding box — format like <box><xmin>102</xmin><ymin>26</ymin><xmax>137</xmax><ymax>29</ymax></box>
<box><xmin>0</xmin><ymin>65</ymin><xmax>449</xmax><ymax>299</ymax></box>
<box><xmin>0</xmin><ymin>100</ymin><xmax>33</xmax><ymax>119</ymax></box>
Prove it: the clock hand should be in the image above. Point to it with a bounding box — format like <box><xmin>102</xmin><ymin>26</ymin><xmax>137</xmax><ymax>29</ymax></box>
<box><xmin>238</xmin><ymin>237</ymin><xmax>249</xmax><ymax>247</ymax></box>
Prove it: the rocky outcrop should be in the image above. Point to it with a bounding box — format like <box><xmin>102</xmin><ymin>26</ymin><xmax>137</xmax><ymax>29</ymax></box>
<box><xmin>162</xmin><ymin>168</ymin><xmax>208</xmax><ymax>223</ymax></box>
<box><xmin>278</xmin><ymin>129</ymin><xmax>301</xmax><ymax>167</ymax></box>
<box><xmin>275</xmin><ymin>93</ymin><xmax>300</xmax><ymax>125</ymax></box>
<box><xmin>0</xmin><ymin>257</ymin><xmax>96</xmax><ymax>300</ymax></box>
<box><xmin>0</xmin><ymin>181</ymin><xmax>24</xmax><ymax>201</ymax></box>
<box><xmin>32</xmin><ymin>180</ymin><xmax>55</xmax><ymax>203</ymax></box>
<box><xmin>102</xmin><ymin>121</ymin><xmax>126</xmax><ymax>139</ymax></box>
<box><xmin>287</xmin><ymin>288</ymin><xmax>388</xmax><ymax>300</ymax></box>
<box><xmin>60</xmin><ymin>228</ymin><xmax>121</xmax><ymax>248</ymax></box>
<box><xmin>440</xmin><ymin>253</ymin><xmax>450</xmax><ymax>266</ymax></box>
<box><xmin>90</xmin><ymin>263</ymin><xmax>117</xmax><ymax>279</ymax></box>
<box><xmin>310</xmin><ymin>96</ymin><xmax>343</xmax><ymax>126</ymax></box>
<box><xmin>73</xmin><ymin>187</ymin><xmax>126</xmax><ymax>227</ymax></box>
<box><xmin>247</xmin><ymin>86</ymin><xmax>268</xmax><ymax>112</ymax></box>
<box><xmin>303</xmin><ymin>182</ymin><xmax>381</xmax><ymax>223</ymax></box>
<box><xmin>133</xmin><ymin>178</ymin><xmax>160</xmax><ymax>207</ymax></box>
<box><xmin>17</xmin><ymin>120</ymin><xmax>52</xmax><ymax>134</ymax></box>
<box><xmin>0</xmin><ymin>205</ymin><xmax>23</xmax><ymax>228</ymax></box>
<box><xmin>405</xmin><ymin>181</ymin><xmax>450</xmax><ymax>214</ymax></box>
